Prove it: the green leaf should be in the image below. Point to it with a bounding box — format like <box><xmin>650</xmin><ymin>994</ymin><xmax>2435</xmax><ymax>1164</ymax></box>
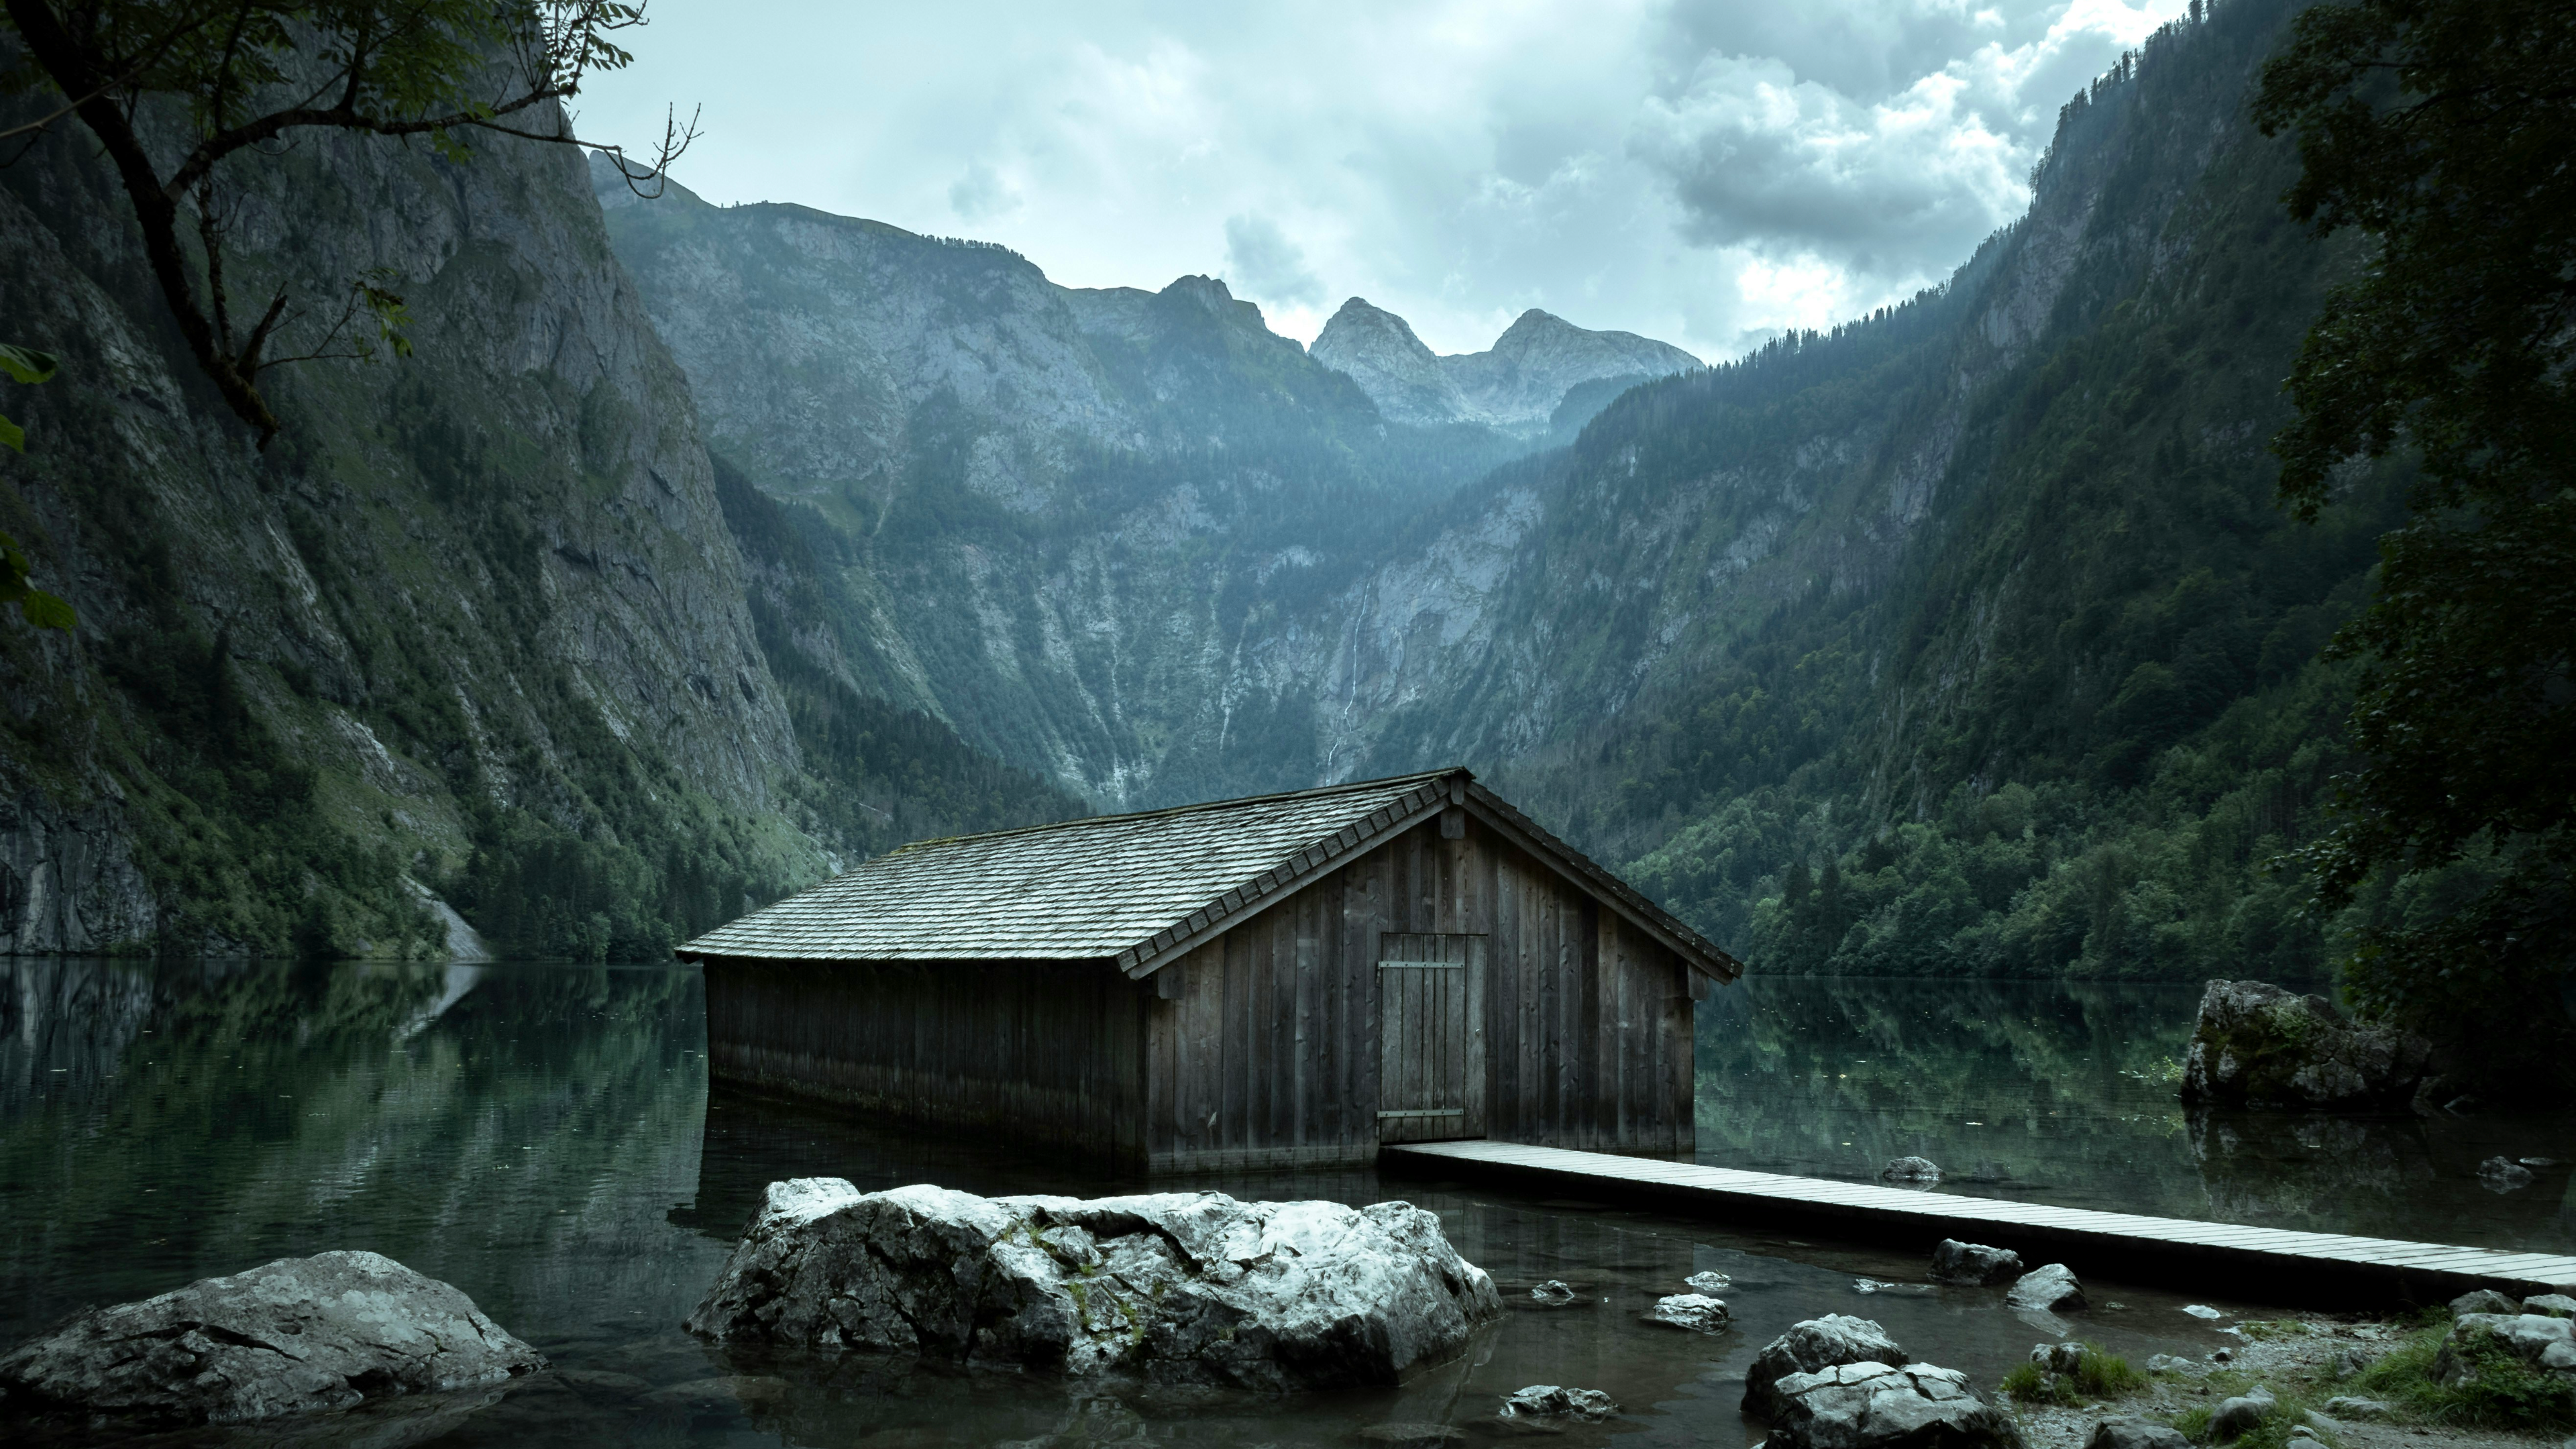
<box><xmin>0</xmin><ymin>344</ymin><xmax>58</xmax><ymax>386</ymax></box>
<box><xmin>19</xmin><ymin>589</ymin><xmax>74</xmax><ymax>631</ymax></box>
<box><xmin>0</xmin><ymin>414</ymin><xmax>21</xmax><ymax>452</ymax></box>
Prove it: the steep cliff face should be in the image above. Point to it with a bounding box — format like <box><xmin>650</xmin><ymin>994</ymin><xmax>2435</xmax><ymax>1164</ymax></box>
<box><xmin>1309</xmin><ymin>299</ymin><xmax>1699</xmax><ymax>434</ymax></box>
<box><xmin>1425</xmin><ymin>0</ymin><xmax>2393</xmax><ymax>981</ymax></box>
<box><xmin>0</xmin><ymin>102</ymin><xmax>1066</xmax><ymax>959</ymax></box>
<box><xmin>598</xmin><ymin>172</ymin><xmax>1529</xmax><ymax>808</ymax></box>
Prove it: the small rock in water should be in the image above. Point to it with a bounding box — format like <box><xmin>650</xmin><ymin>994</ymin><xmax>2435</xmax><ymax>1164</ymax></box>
<box><xmin>1685</xmin><ymin>1270</ymin><xmax>1732</xmax><ymax>1295</ymax></box>
<box><xmin>2182</xmin><ymin>1303</ymin><xmax>2225</xmax><ymax>1319</ymax></box>
<box><xmin>2006</xmin><ymin>1263</ymin><xmax>2087</xmax><ymax>1312</ymax></box>
<box><xmin>1930</xmin><ymin>1239</ymin><xmax>2025</xmax><ymax>1286</ymax></box>
<box><xmin>2450</xmin><ymin>1288</ymin><xmax>2520</xmax><ymax>1316</ymax></box>
<box><xmin>1646</xmin><ymin>1293</ymin><xmax>1730</xmax><ymax>1334</ymax></box>
<box><xmin>1853</xmin><ymin>1277</ymin><xmax>1894</xmax><ymax>1294</ymax></box>
<box><xmin>2478</xmin><ymin>1156</ymin><xmax>2536</xmax><ymax>1192</ymax></box>
<box><xmin>2209</xmin><ymin>1387</ymin><xmax>2277</xmax><ymax>1441</ymax></box>
<box><xmin>2145</xmin><ymin>1354</ymin><xmax>2204</xmax><ymax>1376</ymax></box>
<box><xmin>1501</xmin><ymin>1385</ymin><xmax>1618</xmax><ymax>1421</ymax></box>
<box><xmin>1765</xmin><ymin>1361</ymin><xmax>2020</xmax><ymax>1449</ymax></box>
<box><xmin>2526</xmin><ymin>1294</ymin><xmax>2576</xmax><ymax>1318</ymax></box>
<box><xmin>1880</xmin><ymin>1156</ymin><xmax>1942</xmax><ymax>1187</ymax></box>
<box><xmin>2322</xmin><ymin>1396</ymin><xmax>2392</xmax><ymax>1418</ymax></box>
<box><xmin>2086</xmin><ymin>1417</ymin><xmax>2190</xmax><ymax>1449</ymax></box>
<box><xmin>0</xmin><ymin>1250</ymin><xmax>542</xmax><ymax>1430</ymax></box>
<box><xmin>1358</xmin><ymin>1424</ymin><xmax>1468</xmax><ymax>1446</ymax></box>
<box><xmin>1530</xmin><ymin>1279</ymin><xmax>1577</xmax><ymax>1305</ymax></box>
<box><xmin>1741</xmin><ymin>1316</ymin><xmax>1909</xmax><ymax>1420</ymax></box>
<box><xmin>2031</xmin><ymin>1342</ymin><xmax>2089</xmax><ymax>1375</ymax></box>
<box><xmin>2522</xmin><ymin>1156</ymin><xmax>2563</xmax><ymax>1167</ymax></box>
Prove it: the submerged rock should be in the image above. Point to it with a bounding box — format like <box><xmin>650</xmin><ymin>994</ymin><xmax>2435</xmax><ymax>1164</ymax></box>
<box><xmin>1686</xmin><ymin>1270</ymin><xmax>1732</xmax><ymax>1295</ymax></box>
<box><xmin>2006</xmin><ymin>1263</ymin><xmax>2087</xmax><ymax>1313</ymax></box>
<box><xmin>1766</xmin><ymin>1361</ymin><xmax>2023</xmax><ymax>1449</ymax></box>
<box><xmin>1644</xmin><ymin>1293</ymin><xmax>1729</xmax><ymax>1334</ymax></box>
<box><xmin>0</xmin><ymin>1250</ymin><xmax>541</xmax><ymax>1429</ymax></box>
<box><xmin>2478</xmin><ymin>1156</ymin><xmax>2536</xmax><ymax>1193</ymax></box>
<box><xmin>2433</xmin><ymin>1314</ymin><xmax>2576</xmax><ymax>1387</ymax></box>
<box><xmin>2179</xmin><ymin>980</ymin><xmax>2430</xmax><ymax>1110</ymax></box>
<box><xmin>1930</xmin><ymin>1239</ymin><xmax>2025</xmax><ymax>1286</ymax></box>
<box><xmin>1529</xmin><ymin>1279</ymin><xmax>1577</xmax><ymax>1306</ymax></box>
<box><xmin>1880</xmin><ymin>1156</ymin><xmax>1943</xmax><ymax>1186</ymax></box>
<box><xmin>2086</xmin><ymin>1417</ymin><xmax>2190</xmax><ymax>1449</ymax></box>
<box><xmin>686</xmin><ymin>1179</ymin><xmax>1502</xmax><ymax>1391</ymax></box>
<box><xmin>1742</xmin><ymin>1315</ymin><xmax>1909</xmax><ymax>1421</ymax></box>
<box><xmin>1500</xmin><ymin>1385</ymin><xmax>1617</xmax><ymax>1420</ymax></box>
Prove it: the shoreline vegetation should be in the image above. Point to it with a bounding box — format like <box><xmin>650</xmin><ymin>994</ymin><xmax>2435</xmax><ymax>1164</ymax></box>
<box><xmin>2008</xmin><ymin>1303</ymin><xmax>2576</xmax><ymax>1449</ymax></box>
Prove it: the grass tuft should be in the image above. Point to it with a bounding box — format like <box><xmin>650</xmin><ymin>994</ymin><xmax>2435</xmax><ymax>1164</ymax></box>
<box><xmin>2351</xmin><ymin>1320</ymin><xmax>2576</xmax><ymax>1434</ymax></box>
<box><xmin>2003</xmin><ymin>1346</ymin><xmax>2149</xmax><ymax>1406</ymax></box>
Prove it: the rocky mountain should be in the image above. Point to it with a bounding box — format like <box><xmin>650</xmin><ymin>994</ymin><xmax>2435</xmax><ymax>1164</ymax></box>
<box><xmin>0</xmin><ymin>0</ymin><xmax>2393</xmax><ymax>985</ymax></box>
<box><xmin>1299</xmin><ymin>0</ymin><xmax>2392</xmax><ymax>980</ymax></box>
<box><xmin>595</xmin><ymin>174</ymin><xmax>1529</xmax><ymax>808</ymax></box>
<box><xmin>1309</xmin><ymin>299</ymin><xmax>1699</xmax><ymax>434</ymax></box>
<box><xmin>0</xmin><ymin>98</ymin><xmax>1072</xmax><ymax>959</ymax></box>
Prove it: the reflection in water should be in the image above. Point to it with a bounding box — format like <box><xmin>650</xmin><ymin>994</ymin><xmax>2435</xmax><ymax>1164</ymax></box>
<box><xmin>1695</xmin><ymin>975</ymin><xmax>2576</xmax><ymax>1250</ymax></box>
<box><xmin>1</xmin><ymin>961</ymin><xmax>2569</xmax><ymax>1446</ymax></box>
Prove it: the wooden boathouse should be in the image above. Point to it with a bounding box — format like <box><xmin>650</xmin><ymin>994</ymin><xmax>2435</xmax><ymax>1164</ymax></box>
<box><xmin>677</xmin><ymin>767</ymin><xmax>1741</xmax><ymax>1171</ymax></box>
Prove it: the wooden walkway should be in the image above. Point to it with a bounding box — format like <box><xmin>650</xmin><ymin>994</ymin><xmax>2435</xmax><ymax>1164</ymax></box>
<box><xmin>1384</xmin><ymin>1140</ymin><xmax>2576</xmax><ymax>1307</ymax></box>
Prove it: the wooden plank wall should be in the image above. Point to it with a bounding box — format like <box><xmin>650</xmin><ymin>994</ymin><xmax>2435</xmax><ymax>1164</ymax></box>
<box><xmin>1146</xmin><ymin>814</ymin><xmax>1696</xmax><ymax>1171</ymax></box>
<box><xmin>705</xmin><ymin>959</ymin><xmax>1146</xmax><ymax>1165</ymax></box>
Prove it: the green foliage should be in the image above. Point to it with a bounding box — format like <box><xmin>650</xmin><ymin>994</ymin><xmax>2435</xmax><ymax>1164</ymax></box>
<box><xmin>1504</xmin><ymin>0</ymin><xmax>2424</xmax><ymax>988</ymax></box>
<box><xmin>0</xmin><ymin>340</ymin><xmax>72</xmax><ymax>629</ymax></box>
<box><xmin>2253</xmin><ymin>0</ymin><xmax>2576</xmax><ymax>1077</ymax></box>
<box><xmin>100</xmin><ymin>625</ymin><xmax>437</xmax><ymax>957</ymax></box>
<box><xmin>2002</xmin><ymin>1347</ymin><xmax>2147</xmax><ymax>1405</ymax></box>
<box><xmin>0</xmin><ymin>0</ymin><xmax>669</xmax><ymax>438</ymax></box>
<box><xmin>2353</xmin><ymin>1320</ymin><xmax>2576</xmax><ymax>1434</ymax></box>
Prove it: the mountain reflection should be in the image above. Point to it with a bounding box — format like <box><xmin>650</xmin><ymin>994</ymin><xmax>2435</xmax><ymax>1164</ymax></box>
<box><xmin>1695</xmin><ymin>975</ymin><xmax>2574</xmax><ymax>1249</ymax></box>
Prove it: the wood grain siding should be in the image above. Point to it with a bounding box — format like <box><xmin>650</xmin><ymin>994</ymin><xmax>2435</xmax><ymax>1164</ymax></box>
<box><xmin>1144</xmin><ymin>814</ymin><xmax>1695</xmax><ymax>1171</ymax></box>
<box><xmin>705</xmin><ymin>958</ymin><xmax>1146</xmax><ymax>1165</ymax></box>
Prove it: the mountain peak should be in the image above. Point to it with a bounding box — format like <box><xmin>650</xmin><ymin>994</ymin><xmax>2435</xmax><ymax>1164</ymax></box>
<box><xmin>1310</xmin><ymin>298</ymin><xmax>1463</xmax><ymax>425</ymax></box>
<box><xmin>1311</xmin><ymin>301</ymin><xmax>1696</xmax><ymax>433</ymax></box>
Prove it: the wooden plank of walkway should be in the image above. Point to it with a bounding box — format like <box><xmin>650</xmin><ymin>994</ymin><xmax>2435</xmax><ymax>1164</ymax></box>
<box><xmin>1383</xmin><ymin>1140</ymin><xmax>2576</xmax><ymax>1308</ymax></box>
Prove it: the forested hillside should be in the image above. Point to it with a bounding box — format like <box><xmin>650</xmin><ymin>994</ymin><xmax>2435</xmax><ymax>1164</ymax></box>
<box><xmin>1472</xmin><ymin>0</ymin><xmax>2410</xmax><ymax>979</ymax></box>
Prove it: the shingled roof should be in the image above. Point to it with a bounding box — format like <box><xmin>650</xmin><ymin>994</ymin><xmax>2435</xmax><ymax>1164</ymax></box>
<box><xmin>678</xmin><ymin>767</ymin><xmax>1741</xmax><ymax>981</ymax></box>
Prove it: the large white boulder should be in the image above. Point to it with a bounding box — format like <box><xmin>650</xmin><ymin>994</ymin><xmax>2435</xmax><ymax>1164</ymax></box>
<box><xmin>1742</xmin><ymin>1315</ymin><xmax>1911</xmax><ymax>1420</ymax></box>
<box><xmin>686</xmin><ymin>1179</ymin><xmax>1502</xmax><ymax>1391</ymax></box>
<box><xmin>1766</xmin><ymin>1360</ymin><xmax>2025</xmax><ymax>1449</ymax></box>
<box><xmin>0</xmin><ymin>1250</ymin><xmax>542</xmax><ymax>1429</ymax></box>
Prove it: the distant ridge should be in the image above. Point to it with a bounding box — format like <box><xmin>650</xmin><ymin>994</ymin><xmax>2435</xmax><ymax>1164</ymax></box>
<box><xmin>1310</xmin><ymin>299</ymin><xmax>1699</xmax><ymax>433</ymax></box>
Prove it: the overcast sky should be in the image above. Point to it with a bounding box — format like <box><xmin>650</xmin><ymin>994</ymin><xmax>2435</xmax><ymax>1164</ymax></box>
<box><xmin>578</xmin><ymin>0</ymin><xmax>2185</xmax><ymax>361</ymax></box>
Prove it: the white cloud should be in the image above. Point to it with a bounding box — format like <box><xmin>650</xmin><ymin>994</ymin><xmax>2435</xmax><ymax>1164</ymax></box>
<box><xmin>1224</xmin><ymin>213</ymin><xmax>1326</xmax><ymax>309</ymax></box>
<box><xmin>576</xmin><ymin>0</ymin><xmax>2188</xmax><ymax>361</ymax></box>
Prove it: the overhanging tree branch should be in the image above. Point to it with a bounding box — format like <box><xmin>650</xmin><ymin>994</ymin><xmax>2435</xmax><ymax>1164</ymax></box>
<box><xmin>0</xmin><ymin>0</ymin><xmax>698</xmax><ymax>445</ymax></box>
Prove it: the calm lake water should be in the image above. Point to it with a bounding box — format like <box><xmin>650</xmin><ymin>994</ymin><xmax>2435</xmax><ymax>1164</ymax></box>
<box><xmin>3</xmin><ymin>959</ymin><xmax>2570</xmax><ymax>1447</ymax></box>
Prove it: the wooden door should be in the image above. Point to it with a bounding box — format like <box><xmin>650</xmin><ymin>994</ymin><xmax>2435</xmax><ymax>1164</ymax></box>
<box><xmin>1376</xmin><ymin>933</ymin><xmax>1487</xmax><ymax>1142</ymax></box>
